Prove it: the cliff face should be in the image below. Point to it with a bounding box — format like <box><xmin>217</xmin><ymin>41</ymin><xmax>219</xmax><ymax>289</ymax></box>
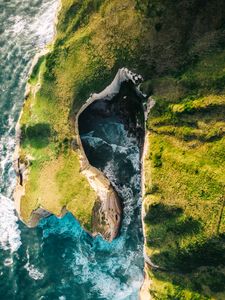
<box><xmin>14</xmin><ymin>0</ymin><xmax>225</xmax><ymax>298</ymax></box>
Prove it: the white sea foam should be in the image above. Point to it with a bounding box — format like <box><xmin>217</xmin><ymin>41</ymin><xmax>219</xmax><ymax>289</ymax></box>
<box><xmin>0</xmin><ymin>136</ymin><xmax>16</xmax><ymax>195</ymax></box>
<box><xmin>29</xmin><ymin>0</ymin><xmax>59</xmax><ymax>47</ymax></box>
<box><xmin>0</xmin><ymin>194</ymin><xmax>21</xmax><ymax>253</ymax></box>
<box><xmin>10</xmin><ymin>16</ymin><xmax>26</xmax><ymax>34</ymax></box>
<box><xmin>82</xmin><ymin>135</ymin><xmax>108</xmax><ymax>149</ymax></box>
<box><xmin>24</xmin><ymin>263</ymin><xmax>45</xmax><ymax>280</ymax></box>
<box><xmin>70</xmin><ymin>248</ymin><xmax>143</xmax><ymax>300</ymax></box>
<box><xmin>24</xmin><ymin>249</ymin><xmax>44</xmax><ymax>280</ymax></box>
<box><xmin>10</xmin><ymin>0</ymin><xmax>58</xmax><ymax>48</ymax></box>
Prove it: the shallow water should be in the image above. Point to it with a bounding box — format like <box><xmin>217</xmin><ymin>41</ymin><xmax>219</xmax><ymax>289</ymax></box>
<box><xmin>0</xmin><ymin>1</ymin><xmax>144</xmax><ymax>299</ymax></box>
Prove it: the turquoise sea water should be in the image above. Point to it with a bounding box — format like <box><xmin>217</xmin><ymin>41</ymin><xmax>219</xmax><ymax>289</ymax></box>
<box><xmin>0</xmin><ymin>1</ymin><xmax>144</xmax><ymax>299</ymax></box>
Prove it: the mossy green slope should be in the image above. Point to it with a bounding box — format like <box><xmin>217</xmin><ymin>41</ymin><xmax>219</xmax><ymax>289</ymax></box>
<box><xmin>137</xmin><ymin>1</ymin><xmax>225</xmax><ymax>298</ymax></box>
<box><xmin>143</xmin><ymin>32</ymin><xmax>225</xmax><ymax>300</ymax></box>
<box><xmin>18</xmin><ymin>0</ymin><xmax>225</xmax><ymax>298</ymax></box>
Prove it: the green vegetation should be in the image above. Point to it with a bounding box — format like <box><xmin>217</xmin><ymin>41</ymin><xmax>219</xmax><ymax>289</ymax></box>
<box><xmin>144</xmin><ymin>44</ymin><xmax>225</xmax><ymax>300</ymax></box>
<box><xmin>28</xmin><ymin>55</ymin><xmax>46</xmax><ymax>85</ymax></box>
<box><xmin>139</xmin><ymin>1</ymin><xmax>225</xmax><ymax>298</ymax></box>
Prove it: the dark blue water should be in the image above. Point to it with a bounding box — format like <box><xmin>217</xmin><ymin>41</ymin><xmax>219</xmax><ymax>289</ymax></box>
<box><xmin>0</xmin><ymin>1</ymin><xmax>144</xmax><ymax>299</ymax></box>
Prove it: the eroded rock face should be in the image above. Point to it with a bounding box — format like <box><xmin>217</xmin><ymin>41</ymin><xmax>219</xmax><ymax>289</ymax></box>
<box><xmin>25</xmin><ymin>208</ymin><xmax>52</xmax><ymax>228</ymax></box>
<box><xmin>83</xmin><ymin>166</ymin><xmax>121</xmax><ymax>241</ymax></box>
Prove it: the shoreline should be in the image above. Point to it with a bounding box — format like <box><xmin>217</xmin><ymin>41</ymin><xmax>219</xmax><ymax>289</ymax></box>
<box><xmin>13</xmin><ymin>0</ymin><xmax>62</xmax><ymax>225</ymax></box>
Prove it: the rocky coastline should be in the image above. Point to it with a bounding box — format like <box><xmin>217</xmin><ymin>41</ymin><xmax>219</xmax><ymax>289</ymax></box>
<box><xmin>13</xmin><ymin>65</ymin><xmax>147</xmax><ymax>243</ymax></box>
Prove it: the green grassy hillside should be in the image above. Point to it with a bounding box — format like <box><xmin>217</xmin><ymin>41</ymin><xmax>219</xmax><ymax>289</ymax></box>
<box><xmin>141</xmin><ymin>6</ymin><xmax>225</xmax><ymax>295</ymax></box>
<box><xmin>18</xmin><ymin>0</ymin><xmax>225</xmax><ymax>298</ymax></box>
<box><xmin>144</xmin><ymin>51</ymin><xmax>225</xmax><ymax>299</ymax></box>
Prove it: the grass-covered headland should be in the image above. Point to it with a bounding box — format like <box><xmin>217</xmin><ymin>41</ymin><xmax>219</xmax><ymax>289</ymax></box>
<box><xmin>16</xmin><ymin>0</ymin><xmax>225</xmax><ymax>298</ymax></box>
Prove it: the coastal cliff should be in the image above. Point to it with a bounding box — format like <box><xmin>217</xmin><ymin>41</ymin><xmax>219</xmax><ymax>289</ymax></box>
<box><xmin>14</xmin><ymin>0</ymin><xmax>225</xmax><ymax>299</ymax></box>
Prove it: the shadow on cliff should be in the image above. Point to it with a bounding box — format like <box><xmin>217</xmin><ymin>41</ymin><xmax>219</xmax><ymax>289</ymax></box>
<box><xmin>145</xmin><ymin>203</ymin><xmax>202</xmax><ymax>248</ymax></box>
<box><xmin>21</xmin><ymin>123</ymin><xmax>51</xmax><ymax>149</ymax></box>
<box><xmin>150</xmin><ymin>233</ymin><xmax>225</xmax><ymax>297</ymax></box>
<box><xmin>145</xmin><ymin>202</ymin><xmax>225</xmax><ymax>296</ymax></box>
